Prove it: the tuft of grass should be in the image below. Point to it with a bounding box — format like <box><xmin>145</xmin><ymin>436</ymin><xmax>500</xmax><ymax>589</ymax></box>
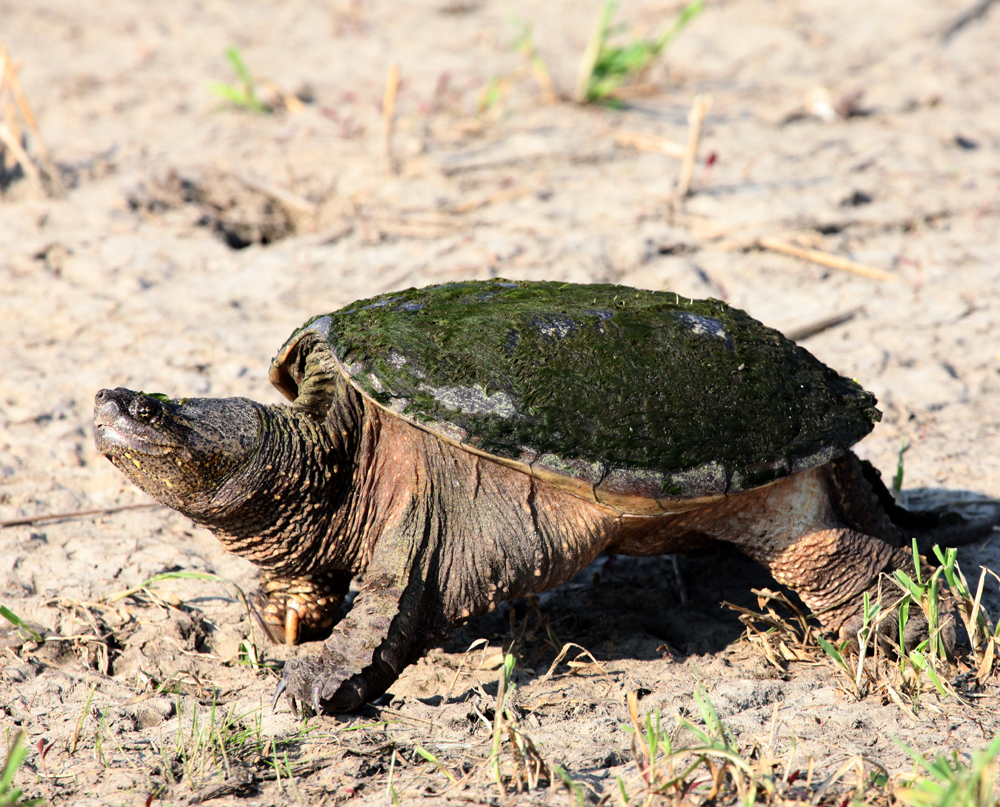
<box><xmin>617</xmin><ymin>688</ymin><xmax>1000</xmax><ymax>805</ymax></box>
<box><xmin>576</xmin><ymin>0</ymin><xmax>704</xmax><ymax>104</ymax></box>
<box><xmin>209</xmin><ymin>47</ymin><xmax>269</xmax><ymax>113</ymax></box>
<box><xmin>739</xmin><ymin>544</ymin><xmax>998</xmax><ymax>714</ymax></box>
<box><xmin>155</xmin><ymin>696</ymin><xmax>313</xmax><ymax>791</ymax></box>
<box><xmin>894</xmin><ymin>733</ymin><xmax>1000</xmax><ymax>807</ymax></box>
<box><xmin>465</xmin><ymin>650</ymin><xmax>549</xmax><ymax>795</ymax></box>
<box><xmin>815</xmin><ymin>591</ymin><xmax>883</xmax><ymax>700</ymax></box>
<box><xmin>507</xmin><ymin>17</ymin><xmax>557</xmax><ymax>103</ymax></box>
<box><xmin>554</xmin><ymin>764</ymin><xmax>588</xmax><ymax>806</ymax></box>
<box><xmin>0</xmin><ymin>732</ymin><xmax>42</xmax><ymax>807</ymax></box>
<box><xmin>619</xmin><ymin>687</ymin><xmax>768</xmax><ymax>803</ymax></box>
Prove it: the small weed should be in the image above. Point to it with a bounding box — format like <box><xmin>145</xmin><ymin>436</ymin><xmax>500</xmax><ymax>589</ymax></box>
<box><xmin>893</xmin><ymin>439</ymin><xmax>910</xmax><ymax>497</ymax></box>
<box><xmin>0</xmin><ymin>606</ymin><xmax>41</xmax><ymax>643</ymax></box>
<box><xmin>894</xmin><ymin>733</ymin><xmax>1000</xmax><ymax>807</ymax></box>
<box><xmin>414</xmin><ymin>745</ymin><xmax>457</xmax><ymax>784</ymax></box>
<box><xmin>576</xmin><ymin>0</ymin><xmax>704</xmax><ymax>104</ymax></box>
<box><xmin>554</xmin><ymin>764</ymin><xmax>588</xmax><ymax>806</ymax></box>
<box><xmin>620</xmin><ymin>687</ymin><xmax>763</xmax><ymax>803</ymax></box>
<box><xmin>0</xmin><ymin>732</ymin><xmax>42</xmax><ymax>807</ymax></box>
<box><xmin>469</xmin><ymin>651</ymin><xmax>550</xmax><ymax>795</ymax></box>
<box><xmin>507</xmin><ymin>17</ymin><xmax>558</xmax><ymax>103</ymax></box>
<box><xmin>209</xmin><ymin>47</ymin><xmax>269</xmax><ymax>113</ymax></box>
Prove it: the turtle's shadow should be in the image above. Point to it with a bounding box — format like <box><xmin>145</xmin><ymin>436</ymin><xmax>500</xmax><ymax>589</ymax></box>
<box><xmin>444</xmin><ymin>546</ymin><xmax>778</xmax><ymax>665</ymax></box>
<box><xmin>443</xmin><ymin>485</ymin><xmax>1000</xmax><ymax>671</ymax></box>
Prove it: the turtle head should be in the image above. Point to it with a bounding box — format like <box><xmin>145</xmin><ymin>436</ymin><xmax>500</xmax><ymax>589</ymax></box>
<box><xmin>94</xmin><ymin>388</ymin><xmax>265</xmax><ymax>518</ymax></box>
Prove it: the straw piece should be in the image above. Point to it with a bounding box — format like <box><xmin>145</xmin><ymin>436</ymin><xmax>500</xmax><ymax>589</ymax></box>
<box><xmin>237</xmin><ymin>173</ymin><xmax>317</xmax><ymax>215</ymax></box>
<box><xmin>613</xmin><ymin>129</ymin><xmax>686</xmax><ymax>159</ymax></box>
<box><xmin>0</xmin><ymin>121</ymin><xmax>42</xmax><ymax>192</ymax></box>
<box><xmin>0</xmin><ymin>43</ymin><xmax>63</xmax><ymax>195</ymax></box>
<box><xmin>784</xmin><ymin>308</ymin><xmax>861</xmax><ymax>341</ymax></box>
<box><xmin>382</xmin><ymin>63</ymin><xmax>400</xmax><ymax>174</ymax></box>
<box><xmin>0</xmin><ymin>502</ymin><xmax>161</xmax><ymax>529</ymax></box>
<box><xmin>758</xmin><ymin>236</ymin><xmax>898</xmax><ymax>282</ymax></box>
<box><xmin>676</xmin><ymin>94</ymin><xmax>712</xmax><ymax>199</ymax></box>
<box><xmin>574</xmin><ymin>3</ymin><xmax>608</xmax><ymax>103</ymax></box>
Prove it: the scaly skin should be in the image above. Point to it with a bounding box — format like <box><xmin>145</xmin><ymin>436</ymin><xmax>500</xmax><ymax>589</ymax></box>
<box><xmin>94</xmin><ymin>337</ymin><xmax>978</xmax><ymax>713</ymax></box>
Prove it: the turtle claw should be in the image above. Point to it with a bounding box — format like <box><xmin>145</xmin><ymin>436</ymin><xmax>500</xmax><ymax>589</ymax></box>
<box><xmin>271</xmin><ymin>677</ymin><xmax>290</xmax><ymax>713</ymax></box>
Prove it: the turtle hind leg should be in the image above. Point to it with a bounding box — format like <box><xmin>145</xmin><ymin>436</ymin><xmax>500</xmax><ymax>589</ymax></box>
<box><xmin>697</xmin><ymin>467</ymin><xmax>950</xmax><ymax>648</ymax></box>
<box><xmin>253</xmin><ymin>570</ymin><xmax>353</xmax><ymax>645</ymax></box>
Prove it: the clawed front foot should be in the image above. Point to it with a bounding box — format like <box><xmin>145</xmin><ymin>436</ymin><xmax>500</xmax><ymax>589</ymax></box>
<box><xmin>272</xmin><ymin>655</ymin><xmax>342</xmax><ymax>716</ymax></box>
<box><xmin>273</xmin><ymin>649</ymin><xmax>397</xmax><ymax>715</ymax></box>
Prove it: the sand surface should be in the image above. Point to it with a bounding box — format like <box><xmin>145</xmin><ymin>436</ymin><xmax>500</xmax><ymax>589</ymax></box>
<box><xmin>2</xmin><ymin>0</ymin><xmax>999</xmax><ymax>803</ymax></box>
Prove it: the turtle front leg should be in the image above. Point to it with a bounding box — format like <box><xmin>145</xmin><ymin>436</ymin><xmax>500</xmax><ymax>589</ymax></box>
<box><xmin>254</xmin><ymin>570</ymin><xmax>353</xmax><ymax>645</ymax></box>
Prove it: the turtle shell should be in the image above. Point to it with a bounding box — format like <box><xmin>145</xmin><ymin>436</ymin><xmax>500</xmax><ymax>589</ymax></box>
<box><xmin>271</xmin><ymin>280</ymin><xmax>880</xmax><ymax>515</ymax></box>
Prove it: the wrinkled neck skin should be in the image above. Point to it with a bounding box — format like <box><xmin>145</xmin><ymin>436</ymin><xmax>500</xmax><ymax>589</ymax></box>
<box><xmin>205</xmin><ymin>401</ymin><xmax>371</xmax><ymax>577</ymax></box>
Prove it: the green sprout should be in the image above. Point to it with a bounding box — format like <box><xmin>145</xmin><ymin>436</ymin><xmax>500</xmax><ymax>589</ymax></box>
<box><xmin>210</xmin><ymin>47</ymin><xmax>269</xmax><ymax>113</ymax></box>
<box><xmin>577</xmin><ymin>0</ymin><xmax>704</xmax><ymax>104</ymax></box>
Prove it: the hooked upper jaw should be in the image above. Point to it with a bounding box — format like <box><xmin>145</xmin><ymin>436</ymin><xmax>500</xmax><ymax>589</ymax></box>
<box><xmin>94</xmin><ymin>388</ymin><xmax>177</xmax><ymax>458</ymax></box>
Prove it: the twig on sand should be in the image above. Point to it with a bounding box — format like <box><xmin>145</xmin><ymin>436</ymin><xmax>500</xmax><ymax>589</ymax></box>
<box><xmin>382</xmin><ymin>63</ymin><xmax>400</xmax><ymax>174</ymax></box>
<box><xmin>785</xmin><ymin>308</ymin><xmax>862</xmax><ymax>342</ymax></box>
<box><xmin>612</xmin><ymin>129</ymin><xmax>686</xmax><ymax>159</ymax></box>
<box><xmin>939</xmin><ymin>0</ymin><xmax>1000</xmax><ymax>42</ymax></box>
<box><xmin>758</xmin><ymin>236</ymin><xmax>898</xmax><ymax>282</ymax></box>
<box><xmin>236</xmin><ymin>173</ymin><xmax>317</xmax><ymax>215</ymax></box>
<box><xmin>0</xmin><ymin>503</ymin><xmax>161</xmax><ymax>529</ymax></box>
<box><xmin>676</xmin><ymin>94</ymin><xmax>712</xmax><ymax>201</ymax></box>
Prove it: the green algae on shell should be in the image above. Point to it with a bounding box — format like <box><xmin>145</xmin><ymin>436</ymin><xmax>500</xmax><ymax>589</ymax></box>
<box><xmin>271</xmin><ymin>280</ymin><xmax>880</xmax><ymax>514</ymax></box>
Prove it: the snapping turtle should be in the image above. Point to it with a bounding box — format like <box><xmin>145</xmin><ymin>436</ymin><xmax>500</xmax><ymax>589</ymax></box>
<box><xmin>94</xmin><ymin>280</ymin><xmax>969</xmax><ymax>713</ymax></box>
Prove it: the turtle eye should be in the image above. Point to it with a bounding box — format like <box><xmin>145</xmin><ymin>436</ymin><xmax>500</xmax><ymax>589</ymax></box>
<box><xmin>130</xmin><ymin>396</ymin><xmax>161</xmax><ymax>423</ymax></box>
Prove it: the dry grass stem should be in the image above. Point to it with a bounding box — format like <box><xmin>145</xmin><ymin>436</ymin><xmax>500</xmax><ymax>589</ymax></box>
<box><xmin>0</xmin><ymin>502</ymin><xmax>161</xmax><ymax>529</ymax></box>
<box><xmin>0</xmin><ymin>43</ymin><xmax>62</xmax><ymax>196</ymax></box>
<box><xmin>574</xmin><ymin>8</ymin><xmax>605</xmax><ymax>103</ymax></box>
<box><xmin>784</xmin><ymin>307</ymin><xmax>862</xmax><ymax>341</ymax></box>
<box><xmin>382</xmin><ymin>63</ymin><xmax>400</xmax><ymax>174</ymax></box>
<box><xmin>613</xmin><ymin>129</ymin><xmax>686</xmax><ymax>159</ymax></box>
<box><xmin>236</xmin><ymin>173</ymin><xmax>317</xmax><ymax>216</ymax></box>
<box><xmin>675</xmin><ymin>94</ymin><xmax>712</xmax><ymax>200</ymax></box>
<box><xmin>758</xmin><ymin>235</ymin><xmax>898</xmax><ymax>281</ymax></box>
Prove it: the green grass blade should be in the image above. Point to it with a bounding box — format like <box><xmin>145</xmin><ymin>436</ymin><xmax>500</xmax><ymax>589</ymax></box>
<box><xmin>0</xmin><ymin>606</ymin><xmax>42</xmax><ymax>642</ymax></box>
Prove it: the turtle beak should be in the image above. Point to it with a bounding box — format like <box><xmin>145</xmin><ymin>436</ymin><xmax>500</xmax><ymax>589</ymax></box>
<box><xmin>94</xmin><ymin>388</ymin><xmax>175</xmax><ymax>457</ymax></box>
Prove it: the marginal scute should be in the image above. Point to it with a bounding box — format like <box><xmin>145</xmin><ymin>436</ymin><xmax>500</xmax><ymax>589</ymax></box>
<box><xmin>271</xmin><ymin>280</ymin><xmax>881</xmax><ymax>514</ymax></box>
<box><xmin>664</xmin><ymin>460</ymin><xmax>728</xmax><ymax>499</ymax></box>
<box><xmin>532</xmin><ymin>453</ymin><xmax>604</xmax><ymax>486</ymax></box>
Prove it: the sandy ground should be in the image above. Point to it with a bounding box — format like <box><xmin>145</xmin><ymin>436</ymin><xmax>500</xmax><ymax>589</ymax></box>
<box><xmin>2</xmin><ymin>0</ymin><xmax>1000</xmax><ymax>804</ymax></box>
